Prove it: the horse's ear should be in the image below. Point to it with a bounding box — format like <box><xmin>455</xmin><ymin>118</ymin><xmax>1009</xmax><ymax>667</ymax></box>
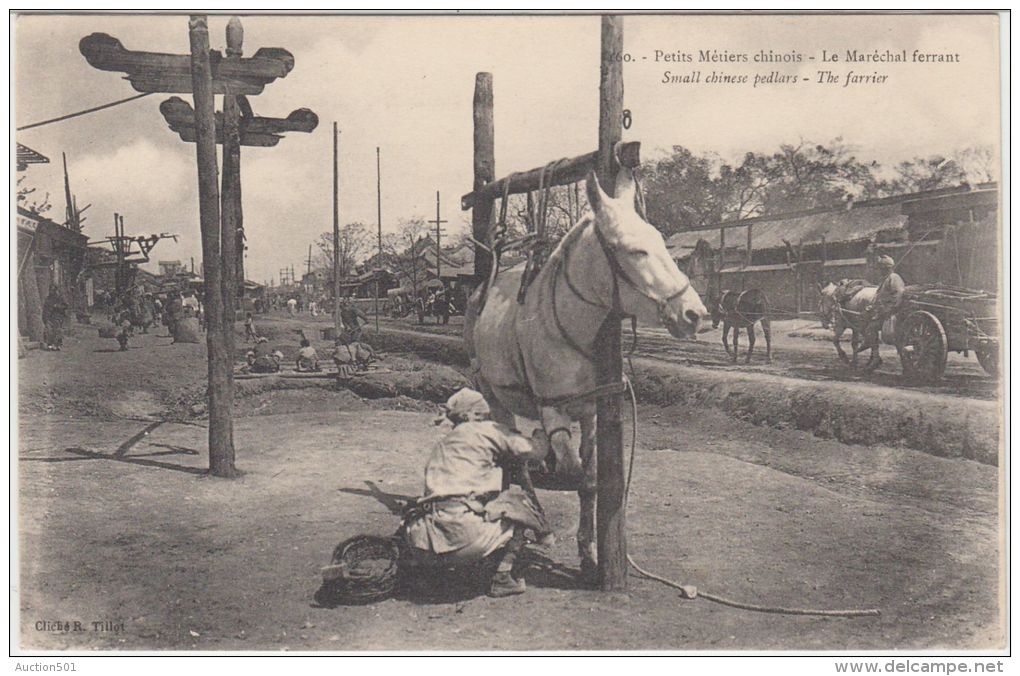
<box><xmin>585</xmin><ymin>170</ymin><xmax>607</xmax><ymax>212</ymax></box>
<box><xmin>615</xmin><ymin>167</ymin><xmax>636</xmax><ymax>206</ymax></box>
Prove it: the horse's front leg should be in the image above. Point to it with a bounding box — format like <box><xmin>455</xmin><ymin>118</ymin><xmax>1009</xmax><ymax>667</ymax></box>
<box><xmin>721</xmin><ymin>321</ymin><xmax>731</xmax><ymax>356</ymax></box>
<box><xmin>730</xmin><ymin>324</ymin><xmax>740</xmax><ymax>363</ymax></box>
<box><xmin>487</xmin><ymin>395</ymin><xmax>517</xmax><ymax>491</ymax></box>
<box><xmin>849</xmin><ymin>328</ymin><xmax>862</xmax><ymax>368</ymax></box>
<box><xmin>745</xmin><ymin>324</ymin><xmax>756</xmax><ymax>363</ymax></box>
<box><xmin>577</xmin><ymin>411</ymin><xmax>598</xmax><ymax>584</ymax></box>
<box><xmin>833</xmin><ymin>323</ymin><xmax>849</xmax><ymax>363</ymax></box>
<box><xmin>761</xmin><ymin>317</ymin><xmax>773</xmax><ymax>363</ymax></box>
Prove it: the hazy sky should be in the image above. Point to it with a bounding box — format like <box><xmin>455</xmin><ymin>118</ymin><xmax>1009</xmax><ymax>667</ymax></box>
<box><xmin>14</xmin><ymin>13</ymin><xmax>1001</xmax><ymax>284</ymax></box>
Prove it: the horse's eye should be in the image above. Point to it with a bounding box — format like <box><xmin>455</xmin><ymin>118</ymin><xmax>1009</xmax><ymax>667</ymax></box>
<box><xmin>628</xmin><ymin>249</ymin><xmax>648</xmax><ymax>257</ymax></box>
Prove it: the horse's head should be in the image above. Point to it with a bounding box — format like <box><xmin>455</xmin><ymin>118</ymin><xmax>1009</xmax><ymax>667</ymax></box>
<box><xmin>586</xmin><ymin>170</ymin><xmax>707</xmax><ymax>339</ymax></box>
<box><xmin>817</xmin><ymin>281</ymin><xmax>838</xmax><ymax>328</ymax></box>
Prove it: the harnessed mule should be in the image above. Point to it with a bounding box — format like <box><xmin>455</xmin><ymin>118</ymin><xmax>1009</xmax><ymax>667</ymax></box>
<box><xmin>818</xmin><ymin>280</ymin><xmax>878</xmax><ymax>367</ymax></box>
<box><xmin>707</xmin><ymin>288</ymin><xmax>773</xmax><ymax>363</ymax></box>
<box><xmin>465</xmin><ymin>168</ymin><xmax>708</xmax><ymax>580</ymax></box>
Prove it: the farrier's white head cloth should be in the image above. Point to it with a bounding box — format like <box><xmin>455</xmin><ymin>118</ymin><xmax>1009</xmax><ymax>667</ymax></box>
<box><xmin>443</xmin><ymin>388</ymin><xmax>490</xmax><ymax>419</ymax></box>
<box><xmin>877</xmin><ymin>255</ymin><xmax>895</xmax><ymax>268</ymax></box>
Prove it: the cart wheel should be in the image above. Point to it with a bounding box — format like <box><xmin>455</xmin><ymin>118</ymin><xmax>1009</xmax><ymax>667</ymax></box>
<box><xmin>898</xmin><ymin>311</ymin><xmax>948</xmax><ymax>382</ymax></box>
<box><xmin>976</xmin><ymin>346</ymin><xmax>999</xmax><ymax>378</ymax></box>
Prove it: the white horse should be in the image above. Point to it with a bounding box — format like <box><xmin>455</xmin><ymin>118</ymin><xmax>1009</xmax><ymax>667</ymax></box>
<box><xmin>818</xmin><ymin>279</ymin><xmax>878</xmax><ymax>366</ymax></box>
<box><xmin>465</xmin><ymin>169</ymin><xmax>708</xmax><ymax>580</ymax></box>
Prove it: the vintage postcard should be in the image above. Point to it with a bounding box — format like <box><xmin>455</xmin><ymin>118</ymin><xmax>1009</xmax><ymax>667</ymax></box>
<box><xmin>12</xmin><ymin>10</ymin><xmax>1007</xmax><ymax>663</ymax></box>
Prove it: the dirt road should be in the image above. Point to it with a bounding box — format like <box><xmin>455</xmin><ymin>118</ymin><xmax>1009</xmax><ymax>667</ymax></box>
<box><xmin>367</xmin><ymin>312</ymin><xmax>998</xmax><ymax>402</ymax></box>
<box><xmin>16</xmin><ymin>320</ymin><xmax>1003</xmax><ymax>651</ymax></box>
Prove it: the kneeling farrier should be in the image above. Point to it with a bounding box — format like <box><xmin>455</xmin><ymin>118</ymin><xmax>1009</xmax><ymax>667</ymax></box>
<box><xmin>402</xmin><ymin>388</ymin><xmax>552</xmax><ymax>597</ymax></box>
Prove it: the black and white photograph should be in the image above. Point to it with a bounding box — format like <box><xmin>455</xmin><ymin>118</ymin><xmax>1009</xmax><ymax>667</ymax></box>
<box><xmin>11</xmin><ymin>10</ymin><xmax>1008</xmax><ymax>663</ymax></box>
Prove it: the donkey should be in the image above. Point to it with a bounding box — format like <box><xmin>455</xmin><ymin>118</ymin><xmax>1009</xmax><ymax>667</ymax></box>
<box><xmin>707</xmin><ymin>287</ymin><xmax>773</xmax><ymax>363</ymax></box>
<box><xmin>465</xmin><ymin>168</ymin><xmax>708</xmax><ymax>581</ymax></box>
<box><xmin>818</xmin><ymin>279</ymin><xmax>877</xmax><ymax>367</ymax></box>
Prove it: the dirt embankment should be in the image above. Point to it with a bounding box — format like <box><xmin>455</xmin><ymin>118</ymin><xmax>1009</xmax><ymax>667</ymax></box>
<box><xmin>367</xmin><ymin>327</ymin><xmax>1001</xmax><ymax>466</ymax></box>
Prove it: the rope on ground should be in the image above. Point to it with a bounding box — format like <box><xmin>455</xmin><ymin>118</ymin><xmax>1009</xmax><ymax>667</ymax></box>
<box><xmin>619</xmin><ymin>378</ymin><xmax>880</xmax><ymax>618</ymax></box>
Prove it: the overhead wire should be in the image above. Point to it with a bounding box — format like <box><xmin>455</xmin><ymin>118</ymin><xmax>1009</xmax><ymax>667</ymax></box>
<box><xmin>17</xmin><ymin>92</ymin><xmax>154</xmax><ymax>132</ymax></box>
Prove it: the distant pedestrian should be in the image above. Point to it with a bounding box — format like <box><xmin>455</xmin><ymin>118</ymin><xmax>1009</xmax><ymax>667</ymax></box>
<box><xmin>249</xmin><ymin>337</ymin><xmax>281</xmax><ymax>373</ymax></box>
<box><xmin>116</xmin><ymin>316</ymin><xmax>133</xmax><ymax>351</ymax></box>
<box><xmin>339</xmin><ymin>297</ymin><xmax>369</xmax><ymax>344</ymax></box>
<box><xmin>296</xmin><ymin>338</ymin><xmax>320</xmax><ymax>372</ymax></box>
<box><xmin>244</xmin><ymin>312</ymin><xmax>259</xmax><ymax>343</ymax></box>
<box><xmin>42</xmin><ymin>288</ymin><xmax>68</xmax><ymax>351</ymax></box>
<box><xmin>287</xmin><ymin>297</ymin><xmax>298</xmax><ymax>316</ymax></box>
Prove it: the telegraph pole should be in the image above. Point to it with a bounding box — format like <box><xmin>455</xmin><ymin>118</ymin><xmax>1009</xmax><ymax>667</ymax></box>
<box><xmin>375</xmin><ymin>146</ymin><xmax>382</xmax><ymax>332</ymax></box>
<box><xmin>430</xmin><ymin>190</ymin><xmax>448</xmax><ymax>281</ymax></box>
<box><xmin>333</xmin><ymin>122</ymin><xmax>341</xmax><ymax>337</ymax></box>
<box><xmin>189</xmin><ymin>15</ymin><xmax>235</xmax><ymax>477</ymax></box>
<box><xmin>82</xmin><ymin>15</ymin><xmax>309</xmax><ymax>478</ymax></box>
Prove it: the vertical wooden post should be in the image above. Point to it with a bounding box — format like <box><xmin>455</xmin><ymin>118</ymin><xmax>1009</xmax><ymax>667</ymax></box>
<box><xmin>594</xmin><ymin>14</ymin><xmax>627</xmax><ymax>592</ymax></box>
<box><xmin>220</xmin><ymin>16</ymin><xmax>242</xmax><ymax>452</ymax></box>
<box><xmin>435</xmin><ymin>190</ymin><xmax>443</xmax><ymax>280</ymax></box>
<box><xmin>719</xmin><ymin>226</ymin><xmax>726</xmax><ymax>271</ymax></box>
<box><xmin>333</xmin><ymin>122</ymin><xmax>341</xmax><ymax>337</ymax></box>
<box><xmin>472</xmin><ymin>72</ymin><xmax>495</xmax><ymax>284</ymax></box>
<box><xmin>190</xmin><ymin>14</ymin><xmax>236</xmax><ymax>477</ymax></box>
<box><xmin>375</xmin><ymin>146</ymin><xmax>382</xmax><ymax>332</ymax></box>
<box><xmin>746</xmin><ymin>223</ymin><xmax>753</xmax><ymax>268</ymax></box>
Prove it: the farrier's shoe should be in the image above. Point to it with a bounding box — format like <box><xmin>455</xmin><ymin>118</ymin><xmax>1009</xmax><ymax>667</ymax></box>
<box><xmin>489</xmin><ymin>572</ymin><xmax>526</xmax><ymax>597</ymax></box>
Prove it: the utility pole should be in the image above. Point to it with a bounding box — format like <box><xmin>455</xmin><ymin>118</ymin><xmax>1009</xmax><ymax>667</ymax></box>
<box><xmin>189</xmin><ymin>15</ymin><xmax>235</xmax><ymax>477</ymax></box>
<box><xmin>307</xmin><ymin>244</ymin><xmax>312</xmax><ymax>276</ymax></box>
<box><xmin>430</xmin><ymin>190</ymin><xmax>448</xmax><ymax>282</ymax></box>
<box><xmin>375</xmin><ymin>146</ymin><xmax>382</xmax><ymax>332</ymax></box>
<box><xmin>333</xmin><ymin>122</ymin><xmax>341</xmax><ymax>337</ymax></box>
<box><xmin>82</xmin><ymin>15</ymin><xmax>308</xmax><ymax>478</ymax></box>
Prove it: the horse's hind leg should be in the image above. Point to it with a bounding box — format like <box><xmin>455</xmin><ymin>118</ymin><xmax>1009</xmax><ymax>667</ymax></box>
<box><xmin>577</xmin><ymin>411</ymin><xmax>598</xmax><ymax>584</ymax></box>
<box><xmin>761</xmin><ymin>317</ymin><xmax>773</xmax><ymax>363</ymax></box>
<box><xmin>540</xmin><ymin>407</ymin><xmax>583</xmax><ymax>478</ymax></box>
<box><xmin>721</xmin><ymin>321</ymin><xmax>731</xmax><ymax>357</ymax></box>
<box><xmin>745</xmin><ymin>324</ymin><xmax>756</xmax><ymax>363</ymax></box>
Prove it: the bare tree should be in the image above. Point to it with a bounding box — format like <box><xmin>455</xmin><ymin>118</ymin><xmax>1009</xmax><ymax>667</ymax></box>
<box><xmin>316</xmin><ymin>221</ymin><xmax>370</xmax><ymax>282</ymax></box>
<box><xmin>382</xmin><ymin>218</ymin><xmax>431</xmax><ymax>292</ymax></box>
<box><xmin>17</xmin><ymin>175</ymin><xmax>52</xmax><ymax>215</ymax></box>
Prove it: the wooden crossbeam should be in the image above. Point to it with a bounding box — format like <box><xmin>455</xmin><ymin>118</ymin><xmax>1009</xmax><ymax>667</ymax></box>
<box><xmin>80</xmin><ymin>33</ymin><xmax>293</xmax><ymax>95</ymax></box>
<box><xmin>159</xmin><ymin>97</ymin><xmax>318</xmax><ymax>146</ymax></box>
<box><xmin>461</xmin><ymin>140</ymin><xmax>640</xmax><ymax>211</ymax></box>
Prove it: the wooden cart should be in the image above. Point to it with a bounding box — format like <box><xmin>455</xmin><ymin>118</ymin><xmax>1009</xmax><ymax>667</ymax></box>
<box><xmin>891</xmin><ymin>285</ymin><xmax>999</xmax><ymax>382</ymax></box>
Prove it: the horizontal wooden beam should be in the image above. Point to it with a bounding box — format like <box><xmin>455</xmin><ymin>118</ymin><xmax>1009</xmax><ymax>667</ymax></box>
<box><xmin>80</xmin><ymin>33</ymin><xmax>293</xmax><ymax>95</ymax></box>
<box><xmin>159</xmin><ymin>97</ymin><xmax>318</xmax><ymax>146</ymax></box>
<box><xmin>176</xmin><ymin>127</ymin><xmax>281</xmax><ymax>147</ymax></box>
<box><xmin>461</xmin><ymin>141</ymin><xmax>640</xmax><ymax>211</ymax></box>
